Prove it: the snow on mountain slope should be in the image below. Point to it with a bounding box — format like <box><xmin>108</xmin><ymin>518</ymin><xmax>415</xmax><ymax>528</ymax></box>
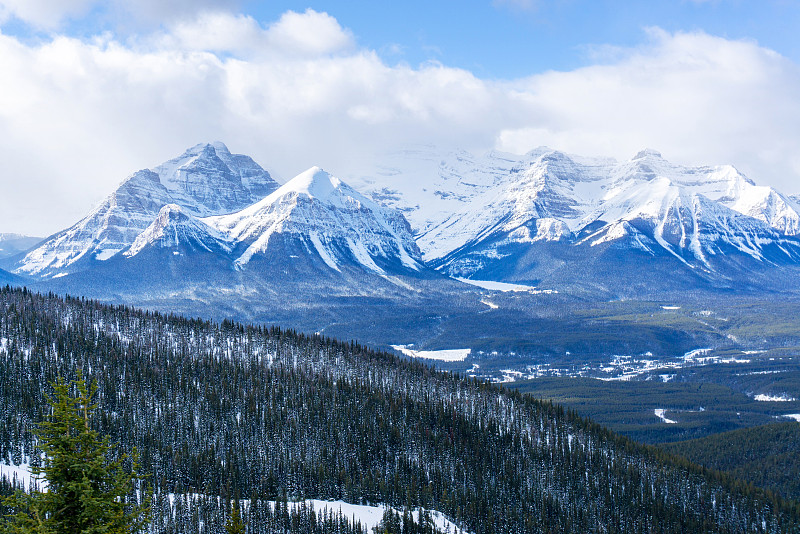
<box><xmin>611</xmin><ymin>150</ymin><xmax>800</xmax><ymax>236</ymax></box>
<box><xmin>415</xmin><ymin>150</ymin><xmax>604</xmax><ymax>261</ymax></box>
<box><xmin>579</xmin><ymin>178</ymin><xmax>798</xmax><ymax>265</ymax></box>
<box><xmin>153</xmin><ymin>142</ymin><xmax>277</xmax><ymax>216</ymax></box>
<box><xmin>357</xmin><ymin>147</ymin><xmax>800</xmax><ymax>277</ymax></box>
<box><xmin>13</xmin><ymin>143</ymin><xmax>278</xmax><ymax>277</ymax></box>
<box><xmin>348</xmin><ymin>146</ymin><xmax>536</xmax><ymax>237</ymax></box>
<box><xmin>125</xmin><ymin>205</ymin><xmax>231</xmax><ymax>258</ymax></box>
<box><xmin>208</xmin><ymin>167</ymin><xmax>422</xmax><ymax>274</ymax></box>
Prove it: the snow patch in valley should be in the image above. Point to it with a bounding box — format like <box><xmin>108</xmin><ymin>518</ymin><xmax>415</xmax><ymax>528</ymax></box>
<box><xmin>391</xmin><ymin>345</ymin><xmax>471</xmax><ymax>362</ymax></box>
<box><xmin>752</xmin><ymin>393</ymin><xmax>797</xmax><ymax>402</ymax></box>
<box><xmin>654</xmin><ymin>409</ymin><xmax>678</xmax><ymax>424</ymax></box>
<box><xmin>455</xmin><ymin>278</ymin><xmax>554</xmax><ymax>293</ymax></box>
<box><xmin>780</xmin><ymin>414</ymin><xmax>800</xmax><ymax>422</ymax></box>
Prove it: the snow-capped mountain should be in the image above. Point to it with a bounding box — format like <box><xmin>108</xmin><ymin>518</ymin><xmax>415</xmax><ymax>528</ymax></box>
<box><xmin>11</xmin><ymin>142</ymin><xmax>278</xmax><ymax>277</ymax></box>
<box><xmin>208</xmin><ymin>166</ymin><xmax>423</xmax><ymax>275</ymax></box>
<box><xmin>30</xmin><ymin>161</ymin><xmax>464</xmax><ymax>339</ymax></box>
<box><xmin>353</xmin><ymin>147</ymin><xmax>800</xmax><ymax>289</ymax></box>
<box><xmin>114</xmin><ymin>166</ymin><xmax>425</xmax><ymax>278</ymax></box>
<box><xmin>125</xmin><ymin>204</ymin><xmax>232</xmax><ymax>258</ymax></box>
<box><xmin>8</xmin><ymin>140</ymin><xmax>800</xmax><ymax>308</ymax></box>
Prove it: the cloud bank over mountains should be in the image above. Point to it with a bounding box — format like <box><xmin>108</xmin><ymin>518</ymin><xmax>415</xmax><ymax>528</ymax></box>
<box><xmin>1</xmin><ymin>5</ymin><xmax>799</xmax><ymax>235</ymax></box>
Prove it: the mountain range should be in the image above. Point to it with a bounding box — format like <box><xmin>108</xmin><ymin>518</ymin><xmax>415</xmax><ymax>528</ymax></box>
<box><xmin>4</xmin><ymin>141</ymin><xmax>800</xmax><ymax>339</ymax></box>
<box><xmin>352</xmin><ymin>146</ymin><xmax>800</xmax><ymax>293</ymax></box>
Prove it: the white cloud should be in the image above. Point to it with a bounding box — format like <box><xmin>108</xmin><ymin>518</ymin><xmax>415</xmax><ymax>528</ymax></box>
<box><xmin>0</xmin><ymin>16</ymin><xmax>799</xmax><ymax>236</ymax></box>
<box><xmin>0</xmin><ymin>0</ymin><xmax>95</xmax><ymax>29</ymax></box>
<box><xmin>117</xmin><ymin>0</ymin><xmax>241</xmax><ymax>25</ymax></box>
<box><xmin>266</xmin><ymin>9</ymin><xmax>354</xmax><ymax>57</ymax></box>
<box><xmin>497</xmin><ymin>29</ymin><xmax>800</xmax><ymax>186</ymax></box>
<box><xmin>161</xmin><ymin>9</ymin><xmax>354</xmax><ymax>58</ymax></box>
<box><xmin>0</xmin><ymin>0</ymin><xmax>241</xmax><ymax>30</ymax></box>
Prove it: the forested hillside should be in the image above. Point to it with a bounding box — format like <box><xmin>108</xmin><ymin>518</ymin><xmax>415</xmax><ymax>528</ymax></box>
<box><xmin>664</xmin><ymin>422</ymin><xmax>800</xmax><ymax>502</ymax></box>
<box><xmin>0</xmin><ymin>287</ymin><xmax>797</xmax><ymax>533</ymax></box>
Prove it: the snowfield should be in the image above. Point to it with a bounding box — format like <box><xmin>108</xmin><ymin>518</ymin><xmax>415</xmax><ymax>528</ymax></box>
<box><xmin>270</xmin><ymin>500</ymin><xmax>466</xmax><ymax>533</ymax></box>
<box><xmin>391</xmin><ymin>345</ymin><xmax>471</xmax><ymax>362</ymax></box>
<box><xmin>654</xmin><ymin>409</ymin><xmax>678</xmax><ymax>424</ymax></box>
<box><xmin>753</xmin><ymin>393</ymin><xmax>797</xmax><ymax>402</ymax></box>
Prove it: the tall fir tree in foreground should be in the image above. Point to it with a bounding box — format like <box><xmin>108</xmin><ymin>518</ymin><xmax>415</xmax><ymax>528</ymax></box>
<box><xmin>1</xmin><ymin>375</ymin><xmax>149</xmax><ymax>534</ymax></box>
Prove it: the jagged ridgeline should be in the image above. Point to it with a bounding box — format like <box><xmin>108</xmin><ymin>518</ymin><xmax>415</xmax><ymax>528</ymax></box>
<box><xmin>0</xmin><ymin>287</ymin><xmax>797</xmax><ymax>533</ymax></box>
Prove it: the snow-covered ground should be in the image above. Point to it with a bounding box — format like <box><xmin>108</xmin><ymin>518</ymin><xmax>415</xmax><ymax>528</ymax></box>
<box><xmin>455</xmin><ymin>278</ymin><xmax>538</xmax><ymax>292</ymax></box>
<box><xmin>654</xmin><ymin>409</ymin><xmax>678</xmax><ymax>424</ymax></box>
<box><xmin>752</xmin><ymin>393</ymin><xmax>797</xmax><ymax>402</ymax></box>
<box><xmin>0</xmin><ymin>461</ymin><xmax>44</xmax><ymax>491</ymax></box>
<box><xmin>268</xmin><ymin>500</ymin><xmax>464</xmax><ymax>533</ymax></box>
<box><xmin>163</xmin><ymin>495</ymin><xmax>466</xmax><ymax>532</ymax></box>
<box><xmin>781</xmin><ymin>414</ymin><xmax>800</xmax><ymax>422</ymax></box>
<box><xmin>472</xmin><ymin>345</ymin><xmax>791</xmax><ymax>384</ymax></box>
<box><xmin>392</xmin><ymin>345</ymin><xmax>471</xmax><ymax>362</ymax></box>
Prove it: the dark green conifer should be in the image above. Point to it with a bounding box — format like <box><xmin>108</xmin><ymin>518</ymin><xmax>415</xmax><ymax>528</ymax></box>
<box><xmin>1</xmin><ymin>375</ymin><xmax>149</xmax><ymax>534</ymax></box>
<box><xmin>225</xmin><ymin>501</ymin><xmax>246</xmax><ymax>534</ymax></box>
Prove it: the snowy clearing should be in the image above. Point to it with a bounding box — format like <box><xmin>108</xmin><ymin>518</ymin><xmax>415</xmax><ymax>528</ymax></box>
<box><xmin>654</xmin><ymin>409</ymin><xmax>678</xmax><ymax>424</ymax></box>
<box><xmin>0</xmin><ymin>461</ymin><xmax>44</xmax><ymax>491</ymax></box>
<box><xmin>265</xmin><ymin>500</ymin><xmax>464</xmax><ymax>533</ymax></box>
<box><xmin>455</xmin><ymin>278</ymin><xmax>538</xmax><ymax>292</ymax></box>
<box><xmin>753</xmin><ymin>393</ymin><xmax>796</xmax><ymax>402</ymax></box>
<box><xmin>391</xmin><ymin>345</ymin><xmax>471</xmax><ymax>362</ymax></box>
<box><xmin>780</xmin><ymin>414</ymin><xmax>800</xmax><ymax>422</ymax></box>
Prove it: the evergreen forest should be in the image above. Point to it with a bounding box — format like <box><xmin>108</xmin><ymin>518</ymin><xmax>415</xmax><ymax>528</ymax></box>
<box><xmin>0</xmin><ymin>286</ymin><xmax>798</xmax><ymax>533</ymax></box>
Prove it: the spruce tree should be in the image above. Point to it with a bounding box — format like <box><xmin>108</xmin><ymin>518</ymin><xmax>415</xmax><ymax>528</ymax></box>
<box><xmin>224</xmin><ymin>501</ymin><xmax>246</xmax><ymax>534</ymax></box>
<box><xmin>1</xmin><ymin>375</ymin><xmax>149</xmax><ymax>534</ymax></box>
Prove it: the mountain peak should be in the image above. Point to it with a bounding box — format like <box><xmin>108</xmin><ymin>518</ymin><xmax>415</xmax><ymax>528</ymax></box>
<box><xmin>208</xmin><ymin>167</ymin><xmax>422</xmax><ymax>273</ymax></box>
<box><xmin>283</xmin><ymin>166</ymin><xmax>342</xmax><ymax>200</ymax></box>
<box><xmin>184</xmin><ymin>141</ymin><xmax>230</xmax><ymax>156</ymax></box>
<box><xmin>125</xmin><ymin>204</ymin><xmax>228</xmax><ymax>258</ymax></box>
<box><xmin>13</xmin><ymin>143</ymin><xmax>278</xmax><ymax>276</ymax></box>
<box><xmin>153</xmin><ymin>203</ymin><xmax>190</xmax><ymax>223</ymax></box>
<box><xmin>632</xmin><ymin>148</ymin><xmax>663</xmax><ymax>160</ymax></box>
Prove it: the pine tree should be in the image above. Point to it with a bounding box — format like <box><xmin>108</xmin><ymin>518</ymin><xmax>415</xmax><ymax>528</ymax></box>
<box><xmin>225</xmin><ymin>501</ymin><xmax>246</xmax><ymax>534</ymax></box>
<box><xmin>1</xmin><ymin>375</ymin><xmax>149</xmax><ymax>534</ymax></box>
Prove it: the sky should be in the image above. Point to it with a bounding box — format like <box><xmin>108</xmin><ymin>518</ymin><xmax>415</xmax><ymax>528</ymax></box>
<box><xmin>1</xmin><ymin>0</ymin><xmax>800</xmax><ymax>236</ymax></box>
